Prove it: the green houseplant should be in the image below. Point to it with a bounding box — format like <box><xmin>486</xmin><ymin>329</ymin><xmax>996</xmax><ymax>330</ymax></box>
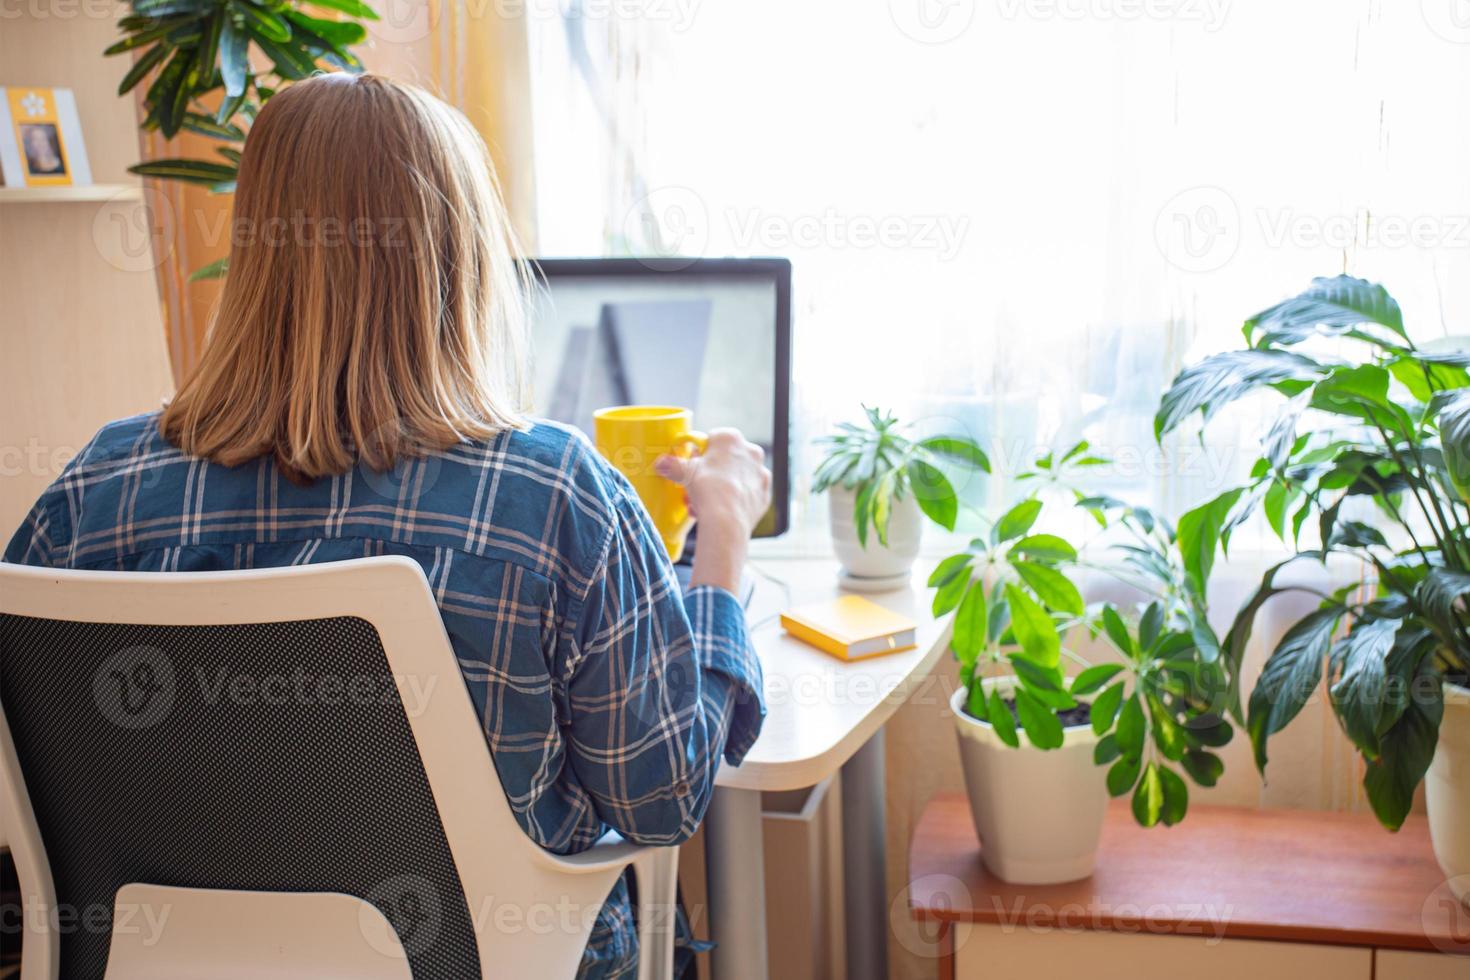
<box><xmin>933</xmin><ymin>444</ymin><xmax>1234</xmax><ymax>883</ymax></box>
<box><xmin>813</xmin><ymin>407</ymin><xmax>989</xmax><ymax>586</ymax></box>
<box><xmin>1156</xmin><ymin>275</ymin><xmax>1470</xmax><ymax>900</ymax></box>
<box><xmin>106</xmin><ymin>0</ymin><xmax>378</xmax><ymax>279</ymax></box>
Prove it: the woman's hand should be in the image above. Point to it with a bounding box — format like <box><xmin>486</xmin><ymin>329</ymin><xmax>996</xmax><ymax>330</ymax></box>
<box><xmin>655</xmin><ymin>428</ymin><xmax>772</xmax><ymax>593</ymax></box>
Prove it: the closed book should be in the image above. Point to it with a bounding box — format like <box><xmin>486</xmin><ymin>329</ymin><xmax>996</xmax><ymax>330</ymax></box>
<box><xmin>780</xmin><ymin>595</ymin><xmax>918</xmax><ymax>661</ymax></box>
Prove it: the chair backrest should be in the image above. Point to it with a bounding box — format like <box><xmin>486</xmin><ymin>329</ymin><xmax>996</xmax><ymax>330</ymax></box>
<box><xmin>0</xmin><ymin>557</ymin><xmax>618</xmax><ymax>980</ymax></box>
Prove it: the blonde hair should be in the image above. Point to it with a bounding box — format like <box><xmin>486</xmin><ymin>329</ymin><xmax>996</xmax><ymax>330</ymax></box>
<box><xmin>161</xmin><ymin>73</ymin><xmax>528</xmax><ymax>482</ymax></box>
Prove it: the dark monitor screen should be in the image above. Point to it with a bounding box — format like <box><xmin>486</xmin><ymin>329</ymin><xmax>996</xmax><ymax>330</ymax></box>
<box><xmin>526</xmin><ymin>257</ymin><xmax>791</xmax><ymax>538</ymax></box>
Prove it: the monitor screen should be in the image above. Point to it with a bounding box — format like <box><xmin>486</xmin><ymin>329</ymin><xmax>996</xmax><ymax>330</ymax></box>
<box><xmin>526</xmin><ymin>258</ymin><xmax>791</xmax><ymax>538</ymax></box>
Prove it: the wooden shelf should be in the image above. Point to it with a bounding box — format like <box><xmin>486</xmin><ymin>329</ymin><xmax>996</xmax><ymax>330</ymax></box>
<box><xmin>909</xmin><ymin>794</ymin><xmax>1470</xmax><ymax>956</ymax></box>
<box><xmin>0</xmin><ymin>184</ymin><xmax>142</xmax><ymax>203</ymax></box>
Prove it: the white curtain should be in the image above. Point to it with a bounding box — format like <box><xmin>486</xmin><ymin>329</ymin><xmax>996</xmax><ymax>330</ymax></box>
<box><xmin>526</xmin><ymin>0</ymin><xmax>1470</xmax><ymax>549</ymax></box>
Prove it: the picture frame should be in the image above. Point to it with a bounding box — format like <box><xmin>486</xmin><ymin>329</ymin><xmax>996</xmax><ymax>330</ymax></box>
<box><xmin>0</xmin><ymin>87</ymin><xmax>93</xmax><ymax>188</ymax></box>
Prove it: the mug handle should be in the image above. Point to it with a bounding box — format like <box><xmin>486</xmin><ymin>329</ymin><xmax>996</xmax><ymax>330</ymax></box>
<box><xmin>674</xmin><ymin>431</ymin><xmax>708</xmax><ymax>457</ymax></box>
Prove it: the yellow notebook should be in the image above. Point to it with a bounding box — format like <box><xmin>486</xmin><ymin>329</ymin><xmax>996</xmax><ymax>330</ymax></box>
<box><xmin>780</xmin><ymin>595</ymin><xmax>918</xmax><ymax>661</ymax></box>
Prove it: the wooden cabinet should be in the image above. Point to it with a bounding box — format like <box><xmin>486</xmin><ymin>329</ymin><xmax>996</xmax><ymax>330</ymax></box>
<box><xmin>910</xmin><ymin>795</ymin><xmax>1470</xmax><ymax>980</ymax></box>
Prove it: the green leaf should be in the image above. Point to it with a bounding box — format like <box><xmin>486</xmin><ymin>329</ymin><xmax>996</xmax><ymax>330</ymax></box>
<box><xmin>129</xmin><ymin>158</ymin><xmax>240</xmax><ymax>185</ymax></box>
<box><xmin>1244</xmin><ymin>275</ymin><xmax>1407</xmax><ymax>347</ymax></box>
<box><xmin>871</xmin><ymin>470</ymin><xmax>896</xmax><ymax>546</ymax></box>
<box><xmin>932</xmin><ymin>568</ymin><xmax>969</xmax><ymax>618</ymax></box>
<box><xmin>1416</xmin><ymin>568</ymin><xmax>1470</xmax><ymax>634</ymax></box>
<box><xmin>1431</xmin><ymin>388</ymin><xmax>1470</xmax><ymax>502</ymax></box>
<box><xmin>928</xmin><ymin>554</ymin><xmax>973</xmax><ymax>589</ymax></box>
<box><xmin>1176</xmin><ymin>487</ymin><xmax>1244</xmax><ymax>599</ymax></box>
<box><xmin>1009</xmin><ymin>655</ymin><xmax>1075</xmax><ymax>710</ymax></box>
<box><xmin>1181</xmin><ymin>750</ymin><xmax>1224</xmax><ymax>787</ymax></box>
<box><xmin>966</xmin><ymin>679</ymin><xmax>988</xmax><ymax>720</ymax></box>
<box><xmin>1328</xmin><ymin>618</ymin><xmax>1400</xmax><ymax>757</ymax></box>
<box><xmin>238</xmin><ymin>3</ymin><xmax>292</xmax><ymax>42</ymax></box>
<box><xmin>1071</xmin><ymin>663</ymin><xmax>1124</xmax><ymax>697</ymax></box>
<box><xmin>993</xmin><ymin>498</ymin><xmax>1042</xmax><ymax>544</ymax></box>
<box><xmin>117</xmin><ymin>42</ymin><xmax>169</xmax><ymax>96</ymax></box>
<box><xmin>1115</xmin><ymin>693</ymin><xmax>1146</xmax><ymax>760</ymax></box>
<box><xmin>1003</xmin><ymin>584</ymin><xmax>1060</xmax><ymax>667</ymax></box>
<box><xmin>918</xmin><ymin>436</ymin><xmax>990</xmax><ymax>472</ymax></box>
<box><xmin>187</xmin><ymin>257</ymin><xmax>229</xmax><ymax>282</ymax></box>
<box><xmin>250</xmin><ymin>30</ymin><xmax>319</xmax><ymax>80</ymax></box>
<box><xmin>1158</xmin><ymin>766</ymin><xmax>1189</xmax><ymax>826</ymax></box>
<box><xmin>181</xmin><ymin>112</ymin><xmax>244</xmax><ymax>140</ymax></box>
<box><xmin>950</xmin><ymin>581</ymin><xmax>988</xmax><ymax>668</ymax></box>
<box><xmin>988</xmin><ymin>688</ymin><xmax>1020</xmax><ymax>747</ymax></box>
<box><xmin>1247</xmin><ymin>606</ymin><xmax>1343</xmax><ymax>771</ymax></box>
<box><xmin>1147</xmin><ymin>693</ymin><xmax>1187</xmax><ymax>760</ymax></box>
<box><xmin>1101</xmin><ymin>604</ymin><xmax>1134</xmax><ymax>656</ymax></box>
<box><xmin>219</xmin><ymin>17</ymin><xmax>249</xmax><ymax>98</ymax></box>
<box><xmin>1132</xmin><ymin>763</ymin><xmax>1165</xmax><ymax>826</ymax></box>
<box><xmin>1156</xmin><ymin>349</ymin><xmax>1324</xmax><ymax>439</ymax></box>
<box><xmin>307</xmin><ymin>0</ymin><xmax>382</xmax><ymax>19</ymax></box>
<box><xmin>286</xmin><ymin>10</ymin><xmax>368</xmax><ymax>48</ymax></box>
<box><xmin>1138</xmin><ymin>601</ymin><xmax>1164</xmax><ymax>652</ymax></box>
<box><xmin>1012</xmin><ymin>561</ymin><xmax>1084</xmax><ymax>617</ymax></box>
<box><xmin>1094</xmin><ymin>734</ymin><xmax>1121</xmax><ymax>765</ymax></box>
<box><xmin>907</xmin><ymin>459</ymin><xmax>957</xmax><ymax>531</ymax></box>
<box><xmin>1107</xmin><ymin>755</ymin><xmax>1140</xmax><ymax>798</ymax></box>
<box><xmin>1013</xmin><ymin>686</ymin><xmax>1064</xmax><ymax>749</ymax></box>
<box><xmin>1090</xmin><ymin>681</ymin><xmax>1125</xmax><ymax>736</ymax></box>
<box><xmin>1362</xmin><ymin>662</ymin><xmax>1442</xmax><ymax>830</ymax></box>
<box><xmin>1007</xmin><ymin>534</ymin><xmax>1077</xmax><ymax>563</ymax></box>
<box><xmin>853</xmin><ymin>478</ymin><xmax>877</xmax><ymax>549</ymax></box>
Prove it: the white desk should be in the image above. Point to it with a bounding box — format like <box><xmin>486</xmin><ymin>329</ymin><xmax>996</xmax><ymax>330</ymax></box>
<box><xmin>706</xmin><ymin>558</ymin><xmax>950</xmax><ymax>980</ymax></box>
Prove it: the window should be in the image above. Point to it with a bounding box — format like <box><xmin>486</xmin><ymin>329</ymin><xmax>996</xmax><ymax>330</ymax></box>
<box><xmin>527</xmin><ymin>1</ymin><xmax>1470</xmax><ymax>546</ymax></box>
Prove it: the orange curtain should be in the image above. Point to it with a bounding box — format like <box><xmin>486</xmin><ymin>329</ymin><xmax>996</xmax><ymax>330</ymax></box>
<box><xmin>140</xmin><ymin>1</ymin><xmax>537</xmax><ymax>382</ymax></box>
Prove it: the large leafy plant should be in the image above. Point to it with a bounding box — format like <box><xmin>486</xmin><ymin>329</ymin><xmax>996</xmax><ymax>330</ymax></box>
<box><xmin>1157</xmin><ymin>275</ymin><xmax>1470</xmax><ymax>830</ymax></box>
<box><xmin>812</xmin><ymin>407</ymin><xmax>990</xmax><ymax>547</ymax></box>
<box><xmin>931</xmin><ymin>445</ymin><xmax>1235</xmax><ymax>827</ymax></box>
<box><xmin>106</xmin><ymin>0</ymin><xmax>377</xmax><ymax>279</ymax></box>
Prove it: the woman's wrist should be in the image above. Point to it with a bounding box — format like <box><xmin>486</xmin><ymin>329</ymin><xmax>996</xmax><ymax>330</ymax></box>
<box><xmin>688</xmin><ymin>519</ymin><xmax>750</xmax><ymax>594</ymax></box>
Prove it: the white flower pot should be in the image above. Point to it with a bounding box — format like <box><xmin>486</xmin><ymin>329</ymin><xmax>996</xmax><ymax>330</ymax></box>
<box><xmin>951</xmin><ymin>679</ymin><xmax>1109</xmax><ymax>884</ymax></box>
<box><xmin>1427</xmin><ymin>681</ymin><xmax>1470</xmax><ymax>906</ymax></box>
<box><xmin>828</xmin><ymin>485</ymin><xmax>922</xmax><ymax>583</ymax></box>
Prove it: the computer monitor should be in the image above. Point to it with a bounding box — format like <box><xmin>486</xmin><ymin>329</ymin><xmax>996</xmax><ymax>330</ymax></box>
<box><xmin>525</xmin><ymin>257</ymin><xmax>791</xmax><ymax>539</ymax></box>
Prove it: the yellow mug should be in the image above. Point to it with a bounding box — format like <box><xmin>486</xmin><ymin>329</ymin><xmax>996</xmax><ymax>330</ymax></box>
<box><xmin>593</xmin><ymin>405</ymin><xmax>708</xmax><ymax>561</ymax></box>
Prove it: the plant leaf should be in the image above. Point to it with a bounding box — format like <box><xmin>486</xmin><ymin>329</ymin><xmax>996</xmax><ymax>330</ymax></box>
<box><xmin>1012</xmin><ymin>560</ymin><xmax>1084</xmax><ymax>617</ymax></box>
<box><xmin>1247</xmin><ymin>606</ymin><xmax>1343</xmax><ymax>771</ymax></box>
<box><xmin>1176</xmin><ymin>487</ymin><xmax>1244</xmax><ymax>599</ymax></box>
<box><xmin>1132</xmin><ymin>762</ymin><xmax>1165</xmax><ymax>826</ymax></box>
<box><xmin>1007</xmin><ymin>534</ymin><xmax>1077</xmax><ymax>563</ymax></box>
<box><xmin>1157</xmin><ymin>765</ymin><xmax>1189</xmax><ymax>826</ymax></box>
<box><xmin>129</xmin><ymin>158</ymin><xmax>239</xmax><ymax>185</ymax></box>
<box><xmin>1013</xmin><ymin>686</ymin><xmax>1064</xmax><ymax>750</ymax></box>
<box><xmin>1328</xmin><ymin>617</ymin><xmax>1399</xmax><ymax>757</ymax></box>
<box><xmin>1181</xmin><ymin>749</ymin><xmax>1224</xmax><ymax>787</ymax></box>
<box><xmin>219</xmin><ymin>16</ymin><xmax>249</xmax><ymax>98</ymax></box>
<box><xmin>1003</xmin><ymin>583</ymin><xmax>1060</xmax><ymax>667</ymax></box>
<box><xmin>950</xmin><ymin>580</ymin><xmax>988</xmax><ymax>668</ymax></box>
<box><xmin>907</xmin><ymin>459</ymin><xmax>957</xmax><ymax>531</ymax></box>
<box><xmin>1107</xmin><ymin>755</ymin><xmax>1141</xmax><ymax>797</ymax></box>
<box><xmin>1156</xmin><ymin>349</ymin><xmax>1324</xmax><ymax>439</ymax></box>
<box><xmin>988</xmin><ymin>688</ymin><xmax>1020</xmax><ymax>747</ymax></box>
<box><xmin>1115</xmin><ymin>693</ymin><xmax>1146</xmax><ymax>760</ymax></box>
<box><xmin>1244</xmin><ymin>275</ymin><xmax>1407</xmax><ymax>347</ymax></box>
<box><xmin>918</xmin><ymin>436</ymin><xmax>990</xmax><ymax>472</ymax></box>
<box><xmin>993</xmin><ymin>498</ymin><xmax>1042</xmax><ymax>544</ymax></box>
<box><xmin>1362</xmin><ymin>659</ymin><xmax>1443</xmax><ymax>830</ymax></box>
<box><xmin>1071</xmin><ymin>663</ymin><xmax>1124</xmax><ymax>697</ymax></box>
<box><xmin>1090</xmin><ymin>681</ymin><xmax>1125</xmax><ymax>736</ymax></box>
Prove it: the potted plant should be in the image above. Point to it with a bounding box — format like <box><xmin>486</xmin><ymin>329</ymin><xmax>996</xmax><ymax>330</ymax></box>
<box><xmin>1156</xmin><ymin>275</ymin><xmax>1470</xmax><ymax>902</ymax></box>
<box><xmin>933</xmin><ymin>445</ymin><xmax>1233</xmax><ymax>883</ymax></box>
<box><xmin>812</xmin><ymin>407</ymin><xmax>989</xmax><ymax>589</ymax></box>
<box><xmin>106</xmin><ymin>0</ymin><xmax>378</xmax><ymax>280</ymax></box>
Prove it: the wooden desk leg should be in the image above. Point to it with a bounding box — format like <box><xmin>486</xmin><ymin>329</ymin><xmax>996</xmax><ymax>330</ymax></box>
<box><xmin>842</xmin><ymin>730</ymin><xmax>888</xmax><ymax>980</ymax></box>
<box><xmin>705</xmin><ymin>785</ymin><xmax>769</xmax><ymax>980</ymax></box>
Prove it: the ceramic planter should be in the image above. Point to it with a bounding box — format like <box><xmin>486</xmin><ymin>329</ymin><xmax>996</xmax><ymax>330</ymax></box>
<box><xmin>1427</xmin><ymin>680</ymin><xmax>1470</xmax><ymax>905</ymax></box>
<box><xmin>950</xmin><ymin>678</ymin><xmax>1109</xmax><ymax>884</ymax></box>
<box><xmin>828</xmin><ymin>485</ymin><xmax>922</xmax><ymax>586</ymax></box>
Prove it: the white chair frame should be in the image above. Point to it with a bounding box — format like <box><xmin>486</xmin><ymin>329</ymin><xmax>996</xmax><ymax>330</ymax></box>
<box><xmin>0</xmin><ymin>557</ymin><xmax>678</xmax><ymax>980</ymax></box>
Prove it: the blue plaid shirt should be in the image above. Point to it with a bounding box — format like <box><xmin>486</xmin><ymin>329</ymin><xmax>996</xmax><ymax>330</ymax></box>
<box><xmin>3</xmin><ymin>412</ymin><xmax>765</xmax><ymax>979</ymax></box>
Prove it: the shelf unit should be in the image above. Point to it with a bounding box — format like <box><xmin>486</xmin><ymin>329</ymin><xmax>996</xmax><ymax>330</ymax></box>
<box><xmin>0</xmin><ymin>14</ymin><xmax>175</xmax><ymax>535</ymax></box>
<box><xmin>0</xmin><ymin>183</ymin><xmax>142</xmax><ymax>203</ymax></box>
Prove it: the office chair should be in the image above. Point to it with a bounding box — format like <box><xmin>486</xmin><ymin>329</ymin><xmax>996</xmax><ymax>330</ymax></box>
<box><xmin>0</xmin><ymin>557</ymin><xmax>677</xmax><ymax>979</ymax></box>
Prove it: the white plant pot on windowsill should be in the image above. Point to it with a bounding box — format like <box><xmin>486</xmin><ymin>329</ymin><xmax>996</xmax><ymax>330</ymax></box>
<box><xmin>827</xmin><ymin>484</ymin><xmax>923</xmax><ymax>588</ymax></box>
<box><xmin>951</xmin><ymin>678</ymin><xmax>1109</xmax><ymax>885</ymax></box>
<box><xmin>1427</xmin><ymin>680</ymin><xmax>1470</xmax><ymax>906</ymax></box>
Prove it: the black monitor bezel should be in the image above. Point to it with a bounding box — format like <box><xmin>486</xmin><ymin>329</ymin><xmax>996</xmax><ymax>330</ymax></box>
<box><xmin>524</xmin><ymin>256</ymin><xmax>792</xmax><ymax>539</ymax></box>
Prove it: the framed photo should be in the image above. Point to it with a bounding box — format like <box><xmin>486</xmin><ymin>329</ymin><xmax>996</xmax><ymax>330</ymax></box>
<box><xmin>0</xmin><ymin>87</ymin><xmax>93</xmax><ymax>188</ymax></box>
